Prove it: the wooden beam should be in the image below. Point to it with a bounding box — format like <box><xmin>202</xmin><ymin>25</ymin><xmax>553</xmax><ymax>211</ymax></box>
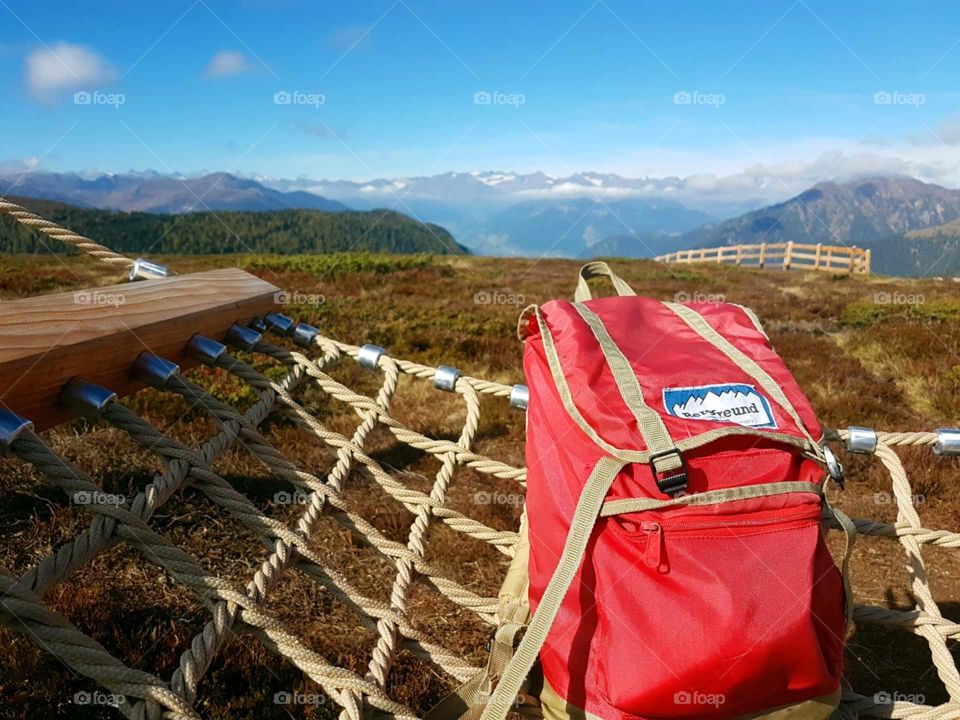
<box><xmin>0</xmin><ymin>268</ymin><xmax>279</xmax><ymax>431</ymax></box>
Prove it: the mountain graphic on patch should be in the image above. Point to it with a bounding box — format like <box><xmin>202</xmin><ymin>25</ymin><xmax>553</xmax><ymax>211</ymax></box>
<box><xmin>662</xmin><ymin>383</ymin><xmax>777</xmax><ymax>429</ymax></box>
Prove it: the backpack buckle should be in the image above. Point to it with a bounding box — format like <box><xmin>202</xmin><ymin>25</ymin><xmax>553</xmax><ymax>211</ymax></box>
<box><xmin>648</xmin><ymin>449</ymin><xmax>688</xmax><ymax>496</ymax></box>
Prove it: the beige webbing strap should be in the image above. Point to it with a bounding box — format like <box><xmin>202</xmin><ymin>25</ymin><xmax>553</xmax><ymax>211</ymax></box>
<box><xmin>573</xmin><ymin>261</ymin><xmax>637</xmax><ymax>302</ymax></box>
<box><xmin>478</xmin><ymin>457</ymin><xmax>627</xmax><ymax>720</ymax></box>
<box><xmin>662</xmin><ymin>302</ymin><xmax>821</xmax><ymax>453</ymax></box>
<box><xmin>572</xmin><ymin>302</ymin><xmax>681</xmax><ymax>473</ymax></box>
<box><xmin>600</xmin><ymin>480</ymin><xmax>822</xmax><ymax>516</ymax></box>
<box><xmin>823</xmin><ymin>493</ymin><xmax>857</xmax><ymax>629</ymax></box>
<box><xmin>535</xmin><ymin>308</ymin><xmax>644</xmax><ymax>461</ymax></box>
<box><xmin>425</xmin><ymin>622</ymin><xmax>525</xmax><ymax>720</ymax></box>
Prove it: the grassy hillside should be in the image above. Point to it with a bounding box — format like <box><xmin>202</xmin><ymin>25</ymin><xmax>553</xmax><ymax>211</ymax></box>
<box><xmin>0</xmin><ymin>195</ymin><xmax>468</xmax><ymax>256</ymax></box>
<box><xmin>0</xmin><ymin>254</ymin><xmax>957</xmax><ymax>717</ymax></box>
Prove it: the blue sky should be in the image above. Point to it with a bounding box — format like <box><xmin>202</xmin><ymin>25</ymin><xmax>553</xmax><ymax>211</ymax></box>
<box><xmin>2</xmin><ymin>0</ymin><xmax>960</xmax><ymax>187</ymax></box>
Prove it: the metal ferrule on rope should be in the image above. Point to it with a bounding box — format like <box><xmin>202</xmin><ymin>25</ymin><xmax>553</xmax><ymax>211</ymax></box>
<box><xmin>60</xmin><ymin>379</ymin><xmax>117</xmax><ymax>421</ymax></box>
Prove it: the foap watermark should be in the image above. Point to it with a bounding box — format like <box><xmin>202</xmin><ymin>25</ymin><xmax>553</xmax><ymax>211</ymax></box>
<box><xmin>275</xmin><ymin>290</ymin><xmax>325</xmax><ymax>307</ymax></box>
<box><xmin>474</xmin><ymin>289</ymin><xmax>526</xmax><ymax>306</ymax></box>
<box><xmin>74</xmin><ymin>290</ymin><xmax>126</xmax><ymax>307</ymax></box>
<box><xmin>674</xmin><ymin>290</ymin><xmax>726</xmax><ymax>303</ymax></box>
<box><xmin>873</xmin><ymin>90</ymin><xmax>925</xmax><ymax>108</ymax></box>
<box><xmin>673</xmin><ymin>90</ymin><xmax>725</xmax><ymax>108</ymax></box>
<box><xmin>473</xmin><ymin>90</ymin><xmax>526</xmax><ymax>108</ymax></box>
<box><xmin>874</xmin><ymin>491</ymin><xmax>926</xmax><ymax>507</ymax></box>
<box><xmin>274</xmin><ymin>90</ymin><xmax>326</xmax><ymax>108</ymax></box>
<box><xmin>874</xmin><ymin>291</ymin><xmax>925</xmax><ymax>305</ymax></box>
<box><xmin>74</xmin><ymin>90</ymin><xmax>126</xmax><ymax>108</ymax></box>
<box><xmin>73</xmin><ymin>490</ymin><xmax>126</xmax><ymax>507</ymax></box>
<box><xmin>473</xmin><ymin>491</ymin><xmax>525</xmax><ymax>507</ymax></box>
<box><xmin>874</xmin><ymin>691</ymin><xmax>925</xmax><ymax>705</ymax></box>
<box><xmin>73</xmin><ymin>691</ymin><xmax>125</xmax><ymax>707</ymax></box>
<box><xmin>274</xmin><ymin>690</ymin><xmax>326</xmax><ymax>706</ymax></box>
<box><xmin>674</xmin><ymin>690</ymin><xmax>725</xmax><ymax>708</ymax></box>
<box><xmin>274</xmin><ymin>490</ymin><xmax>311</xmax><ymax>505</ymax></box>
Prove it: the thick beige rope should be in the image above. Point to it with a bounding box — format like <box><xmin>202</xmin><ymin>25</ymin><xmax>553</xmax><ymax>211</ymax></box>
<box><xmin>0</xmin><ymin>196</ymin><xmax>137</xmax><ymax>269</ymax></box>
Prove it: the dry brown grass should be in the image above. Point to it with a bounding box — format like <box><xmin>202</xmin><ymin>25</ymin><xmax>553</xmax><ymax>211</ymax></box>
<box><xmin>0</xmin><ymin>253</ymin><xmax>958</xmax><ymax>718</ymax></box>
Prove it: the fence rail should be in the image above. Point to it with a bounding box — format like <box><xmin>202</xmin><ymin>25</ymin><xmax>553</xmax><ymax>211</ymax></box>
<box><xmin>655</xmin><ymin>242</ymin><xmax>871</xmax><ymax>275</ymax></box>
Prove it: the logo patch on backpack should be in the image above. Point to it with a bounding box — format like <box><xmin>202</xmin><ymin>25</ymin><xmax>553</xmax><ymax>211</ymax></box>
<box><xmin>662</xmin><ymin>383</ymin><xmax>777</xmax><ymax>429</ymax></box>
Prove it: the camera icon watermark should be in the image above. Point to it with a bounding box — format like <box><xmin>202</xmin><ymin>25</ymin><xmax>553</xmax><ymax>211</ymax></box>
<box><xmin>274</xmin><ymin>90</ymin><xmax>326</xmax><ymax>108</ymax></box>
<box><xmin>274</xmin><ymin>490</ymin><xmax>311</xmax><ymax>505</ymax></box>
<box><xmin>274</xmin><ymin>690</ymin><xmax>326</xmax><ymax>706</ymax></box>
<box><xmin>673</xmin><ymin>90</ymin><xmax>725</xmax><ymax>108</ymax></box>
<box><xmin>474</xmin><ymin>289</ymin><xmax>526</xmax><ymax>306</ymax></box>
<box><xmin>873</xmin><ymin>90</ymin><xmax>925</xmax><ymax>108</ymax></box>
<box><xmin>473</xmin><ymin>491</ymin><xmax>525</xmax><ymax>507</ymax></box>
<box><xmin>274</xmin><ymin>290</ymin><xmax>325</xmax><ymax>307</ymax></box>
<box><xmin>674</xmin><ymin>290</ymin><xmax>726</xmax><ymax>303</ymax></box>
<box><xmin>73</xmin><ymin>490</ymin><xmax>127</xmax><ymax>507</ymax></box>
<box><xmin>874</xmin><ymin>691</ymin><xmax>925</xmax><ymax>705</ymax></box>
<box><xmin>874</xmin><ymin>491</ymin><xmax>925</xmax><ymax>507</ymax></box>
<box><xmin>74</xmin><ymin>290</ymin><xmax>126</xmax><ymax>307</ymax></box>
<box><xmin>473</xmin><ymin>90</ymin><xmax>526</xmax><ymax>108</ymax></box>
<box><xmin>73</xmin><ymin>691</ymin><xmax>124</xmax><ymax>707</ymax></box>
<box><xmin>674</xmin><ymin>690</ymin><xmax>725</xmax><ymax>708</ymax></box>
<box><xmin>74</xmin><ymin>90</ymin><xmax>126</xmax><ymax>108</ymax></box>
<box><xmin>873</xmin><ymin>291</ymin><xmax>925</xmax><ymax>305</ymax></box>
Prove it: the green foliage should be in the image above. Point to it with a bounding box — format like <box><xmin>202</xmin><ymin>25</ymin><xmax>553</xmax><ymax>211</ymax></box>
<box><xmin>240</xmin><ymin>253</ymin><xmax>435</xmax><ymax>277</ymax></box>
<box><xmin>841</xmin><ymin>297</ymin><xmax>960</xmax><ymax>326</ymax></box>
<box><xmin>0</xmin><ymin>196</ymin><xmax>468</xmax><ymax>256</ymax></box>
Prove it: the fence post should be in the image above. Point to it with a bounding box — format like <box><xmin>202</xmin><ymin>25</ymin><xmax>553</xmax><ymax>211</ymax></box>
<box><xmin>814</xmin><ymin>243</ymin><xmax>822</xmax><ymax>270</ymax></box>
<box><xmin>759</xmin><ymin>243</ymin><xmax>766</xmax><ymax>269</ymax></box>
<box><xmin>784</xmin><ymin>241</ymin><xmax>794</xmax><ymax>271</ymax></box>
<box><xmin>863</xmin><ymin>248</ymin><xmax>871</xmax><ymax>275</ymax></box>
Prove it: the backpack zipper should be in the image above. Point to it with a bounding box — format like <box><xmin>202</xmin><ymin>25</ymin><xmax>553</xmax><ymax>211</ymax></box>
<box><xmin>651</xmin><ymin>504</ymin><xmax>820</xmax><ymax>534</ymax></box>
<box><xmin>632</xmin><ymin>505</ymin><xmax>820</xmax><ymax>573</ymax></box>
<box><xmin>640</xmin><ymin>522</ymin><xmax>662</xmax><ymax>568</ymax></box>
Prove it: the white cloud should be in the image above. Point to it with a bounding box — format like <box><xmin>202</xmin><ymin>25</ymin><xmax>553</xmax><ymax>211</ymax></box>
<box><xmin>204</xmin><ymin>50</ymin><xmax>253</xmax><ymax>78</ymax></box>
<box><xmin>25</xmin><ymin>42</ymin><xmax>117</xmax><ymax>103</ymax></box>
<box><xmin>0</xmin><ymin>156</ymin><xmax>41</xmax><ymax>175</ymax></box>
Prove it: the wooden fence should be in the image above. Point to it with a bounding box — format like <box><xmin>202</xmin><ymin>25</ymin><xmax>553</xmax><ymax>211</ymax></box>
<box><xmin>655</xmin><ymin>242</ymin><xmax>871</xmax><ymax>275</ymax></box>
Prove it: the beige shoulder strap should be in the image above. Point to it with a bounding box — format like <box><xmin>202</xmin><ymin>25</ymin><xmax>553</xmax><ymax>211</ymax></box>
<box><xmin>478</xmin><ymin>457</ymin><xmax>627</xmax><ymax>720</ymax></box>
<box><xmin>574</xmin><ymin>261</ymin><xmax>636</xmax><ymax>302</ymax></box>
<box><xmin>571</xmin><ymin>302</ymin><xmax>682</xmax><ymax>477</ymax></box>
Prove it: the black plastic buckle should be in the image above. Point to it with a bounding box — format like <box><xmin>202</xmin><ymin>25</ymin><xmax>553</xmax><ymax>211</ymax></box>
<box><xmin>649</xmin><ymin>448</ymin><xmax>688</xmax><ymax>496</ymax></box>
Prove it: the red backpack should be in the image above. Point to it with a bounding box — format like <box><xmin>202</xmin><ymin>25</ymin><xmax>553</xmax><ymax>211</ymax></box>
<box><xmin>440</xmin><ymin>262</ymin><xmax>852</xmax><ymax>720</ymax></box>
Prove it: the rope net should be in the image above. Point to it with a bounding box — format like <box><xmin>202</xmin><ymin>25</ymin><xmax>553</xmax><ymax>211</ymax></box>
<box><xmin>0</xmin><ymin>328</ymin><xmax>955</xmax><ymax>719</ymax></box>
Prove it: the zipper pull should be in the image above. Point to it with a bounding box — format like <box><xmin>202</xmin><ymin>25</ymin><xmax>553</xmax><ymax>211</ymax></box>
<box><xmin>641</xmin><ymin>521</ymin><xmax>663</xmax><ymax>570</ymax></box>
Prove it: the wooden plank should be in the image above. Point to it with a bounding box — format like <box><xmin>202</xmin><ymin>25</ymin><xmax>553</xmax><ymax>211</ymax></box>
<box><xmin>0</xmin><ymin>268</ymin><xmax>279</xmax><ymax>431</ymax></box>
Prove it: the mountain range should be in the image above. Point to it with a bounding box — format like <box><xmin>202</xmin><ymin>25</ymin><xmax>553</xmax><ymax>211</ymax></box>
<box><xmin>596</xmin><ymin>176</ymin><xmax>960</xmax><ymax>276</ymax></box>
<box><xmin>0</xmin><ymin>170</ymin><xmax>348</xmax><ymax>214</ymax></box>
<box><xmin>2</xmin><ymin>169</ymin><xmax>960</xmax><ymax>275</ymax></box>
<box><xmin>1</xmin><ymin>169</ymin><xmax>752</xmax><ymax>256</ymax></box>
